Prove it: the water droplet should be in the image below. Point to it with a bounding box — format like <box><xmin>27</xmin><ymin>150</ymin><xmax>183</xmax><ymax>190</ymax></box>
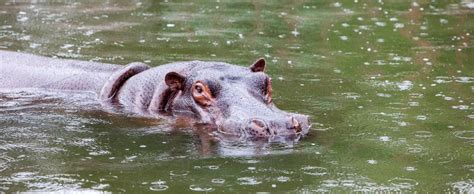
<box><xmin>17</xmin><ymin>15</ymin><xmax>29</xmax><ymax>22</ymax></box>
<box><xmin>388</xmin><ymin>178</ymin><xmax>418</xmax><ymax>189</ymax></box>
<box><xmin>277</xmin><ymin>176</ymin><xmax>290</xmax><ymax>182</ymax></box>
<box><xmin>207</xmin><ymin>165</ymin><xmax>219</xmax><ymax>170</ymax></box>
<box><xmin>237</xmin><ymin>177</ymin><xmax>262</xmax><ymax>185</ymax></box>
<box><xmin>414</xmin><ymin>131</ymin><xmax>432</xmax><ymax>138</ymax></box>
<box><xmin>444</xmin><ymin>96</ymin><xmax>454</xmax><ymax>101</ymax></box>
<box><xmin>463</xmin><ymin>165</ymin><xmax>474</xmax><ymax>172</ymax></box>
<box><xmin>407</xmin><ymin>144</ymin><xmax>423</xmax><ymax>153</ymax></box>
<box><xmin>367</xmin><ymin>160</ymin><xmax>378</xmax><ymax>164</ymax></box>
<box><xmin>61</xmin><ymin>44</ymin><xmax>74</xmax><ymax>49</ymax></box>
<box><xmin>189</xmin><ymin>184</ymin><xmax>214</xmax><ymax>192</ymax></box>
<box><xmin>150</xmin><ymin>184</ymin><xmax>168</xmax><ymax>191</ymax></box>
<box><xmin>453</xmin><ymin>131</ymin><xmax>474</xmax><ymax>140</ymax></box>
<box><xmin>379</xmin><ymin>136</ymin><xmax>391</xmax><ymax>142</ymax></box>
<box><xmin>92</xmin><ymin>184</ymin><xmax>109</xmax><ymax>190</ymax></box>
<box><xmin>440</xmin><ymin>18</ymin><xmax>448</xmax><ymax>24</ymax></box>
<box><xmin>394</xmin><ymin>23</ymin><xmax>405</xmax><ymax>29</ymax></box>
<box><xmin>398</xmin><ymin>121</ymin><xmax>408</xmax><ymax>127</ymax></box>
<box><xmin>89</xmin><ymin>150</ymin><xmax>110</xmax><ymax>156</ymax></box>
<box><xmin>151</xmin><ymin>180</ymin><xmax>166</xmax><ymax>185</ymax></box>
<box><xmin>455</xmin><ymin>76</ymin><xmax>474</xmax><ymax>83</ymax></box>
<box><xmin>397</xmin><ymin>81</ymin><xmax>413</xmax><ymax>91</ymax></box>
<box><xmin>170</xmin><ymin>170</ymin><xmax>189</xmax><ymax>176</ymax></box>
<box><xmin>452</xmin><ymin>105</ymin><xmax>469</xmax><ymax>110</ymax></box>
<box><xmin>340</xmin><ymin>180</ymin><xmax>355</xmax><ymax>187</ymax></box>
<box><xmin>291</xmin><ymin>29</ymin><xmax>300</xmax><ymax>37</ymax></box>
<box><xmin>211</xmin><ymin>178</ymin><xmax>225</xmax><ymax>184</ymax></box>
<box><xmin>416</xmin><ymin>115</ymin><xmax>427</xmax><ymax>120</ymax></box>
<box><xmin>301</xmin><ymin>166</ymin><xmax>328</xmax><ymax>176</ymax></box>
<box><xmin>375</xmin><ymin>22</ymin><xmax>386</xmax><ymax>27</ymax></box>
<box><xmin>321</xmin><ymin>179</ymin><xmax>339</xmax><ymax>187</ymax></box>
<box><xmin>377</xmin><ymin>93</ymin><xmax>392</xmax><ymax>98</ymax></box>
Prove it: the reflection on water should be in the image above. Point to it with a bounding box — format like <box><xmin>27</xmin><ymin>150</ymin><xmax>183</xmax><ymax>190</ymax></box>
<box><xmin>1</xmin><ymin>0</ymin><xmax>473</xmax><ymax>192</ymax></box>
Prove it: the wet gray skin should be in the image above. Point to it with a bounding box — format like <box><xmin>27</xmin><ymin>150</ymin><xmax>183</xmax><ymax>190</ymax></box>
<box><xmin>0</xmin><ymin>51</ymin><xmax>310</xmax><ymax>139</ymax></box>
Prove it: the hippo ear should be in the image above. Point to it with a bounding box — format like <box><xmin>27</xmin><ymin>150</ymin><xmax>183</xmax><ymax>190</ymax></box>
<box><xmin>250</xmin><ymin>58</ymin><xmax>266</xmax><ymax>72</ymax></box>
<box><xmin>165</xmin><ymin>72</ymin><xmax>186</xmax><ymax>90</ymax></box>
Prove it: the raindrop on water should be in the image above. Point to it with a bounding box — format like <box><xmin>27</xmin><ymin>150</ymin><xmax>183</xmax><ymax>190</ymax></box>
<box><xmin>189</xmin><ymin>184</ymin><xmax>214</xmax><ymax>192</ymax></box>
<box><xmin>211</xmin><ymin>178</ymin><xmax>225</xmax><ymax>184</ymax></box>
<box><xmin>379</xmin><ymin>136</ymin><xmax>391</xmax><ymax>142</ymax></box>
<box><xmin>237</xmin><ymin>177</ymin><xmax>262</xmax><ymax>185</ymax></box>
<box><xmin>414</xmin><ymin>131</ymin><xmax>432</xmax><ymax>138</ymax></box>
<box><xmin>149</xmin><ymin>184</ymin><xmax>168</xmax><ymax>191</ymax></box>
<box><xmin>170</xmin><ymin>170</ymin><xmax>189</xmax><ymax>176</ymax></box>
<box><xmin>407</xmin><ymin>144</ymin><xmax>423</xmax><ymax>153</ymax></box>
<box><xmin>301</xmin><ymin>166</ymin><xmax>328</xmax><ymax>176</ymax></box>
<box><xmin>367</xmin><ymin>160</ymin><xmax>378</xmax><ymax>164</ymax></box>
<box><xmin>453</xmin><ymin>131</ymin><xmax>474</xmax><ymax>140</ymax></box>
<box><xmin>388</xmin><ymin>178</ymin><xmax>418</xmax><ymax>189</ymax></box>
<box><xmin>277</xmin><ymin>176</ymin><xmax>290</xmax><ymax>182</ymax></box>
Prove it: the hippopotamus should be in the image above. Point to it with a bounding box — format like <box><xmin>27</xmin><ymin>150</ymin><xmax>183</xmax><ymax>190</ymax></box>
<box><xmin>0</xmin><ymin>50</ymin><xmax>310</xmax><ymax>139</ymax></box>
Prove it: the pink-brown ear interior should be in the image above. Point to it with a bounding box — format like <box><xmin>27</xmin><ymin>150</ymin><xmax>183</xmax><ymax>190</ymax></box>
<box><xmin>265</xmin><ymin>77</ymin><xmax>273</xmax><ymax>104</ymax></box>
<box><xmin>165</xmin><ymin>72</ymin><xmax>185</xmax><ymax>90</ymax></box>
<box><xmin>250</xmin><ymin>58</ymin><xmax>266</xmax><ymax>72</ymax></box>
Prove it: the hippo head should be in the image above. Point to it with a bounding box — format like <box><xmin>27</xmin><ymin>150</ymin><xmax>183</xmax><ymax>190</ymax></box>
<box><xmin>161</xmin><ymin>58</ymin><xmax>311</xmax><ymax>139</ymax></box>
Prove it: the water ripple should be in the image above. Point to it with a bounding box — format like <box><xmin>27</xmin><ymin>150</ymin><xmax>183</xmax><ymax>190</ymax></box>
<box><xmin>189</xmin><ymin>184</ymin><xmax>214</xmax><ymax>192</ymax></box>
<box><xmin>453</xmin><ymin>131</ymin><xmax>474</xmax><ymax>140</ymax></box>
<box><xmin>237</xmin><ymin>177</ymin><xmax>262</xmax><ymax>185</ymax></box>
<box><xmin>301</xmin><ymin>166</ymin><xmax>328</xmax><ymax>176</ymax></box>
<box><xmin>388</xmin><ymin>178</ymin><xmax>418</xmax><ymax>190</ymax></box>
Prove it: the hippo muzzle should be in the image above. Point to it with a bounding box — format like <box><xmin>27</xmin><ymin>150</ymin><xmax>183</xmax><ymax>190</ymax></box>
<box><xmin>218</xmin><ymin>109</ymin><xmax>311</xmax><ymax>139</ymax></box>
<box><xmin>243</xmin><ymin>114</ymin><xmax>310</xmax><ymax>138</ymax></box>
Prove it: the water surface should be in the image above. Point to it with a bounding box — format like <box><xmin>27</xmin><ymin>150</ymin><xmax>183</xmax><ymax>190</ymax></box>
<box><xmin>0</xmin><ymin>0</ymin><xmax>473</xmax><ymax>192</ymax></box>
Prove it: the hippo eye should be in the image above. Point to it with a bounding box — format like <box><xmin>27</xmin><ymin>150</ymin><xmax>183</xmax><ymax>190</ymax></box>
<box><xmin>195</xmin><ymin>85</ymin><xmax>203</xmax><ymax>93</ymax></box>
<box><xmin>192</xmin><ymin>81</ymin><xmax>214</xmax><ymax>106</ymax></box>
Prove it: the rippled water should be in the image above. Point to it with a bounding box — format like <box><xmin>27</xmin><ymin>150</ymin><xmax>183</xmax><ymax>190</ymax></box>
<box><xmin>0</xmin><ymin>0</ymin><xmax>473</xmax><ymax>192</ymax></box>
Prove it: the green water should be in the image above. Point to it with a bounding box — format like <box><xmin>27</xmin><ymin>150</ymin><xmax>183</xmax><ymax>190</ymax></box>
<box><xmin>0</xmin><ymin>0</ymin><xmax>473</xmax><ymax>192</ymax></box>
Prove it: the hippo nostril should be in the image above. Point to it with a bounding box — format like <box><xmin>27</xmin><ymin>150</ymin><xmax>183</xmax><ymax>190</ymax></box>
<box><xmin>251</xmin><ymin>119</ymin><xmax>266</xmax><ymax>129</ymax></box>
<box><xmin>249</xmin><ymin>119</ymin><xmax>273</xmax><ymax>137</ymax></box>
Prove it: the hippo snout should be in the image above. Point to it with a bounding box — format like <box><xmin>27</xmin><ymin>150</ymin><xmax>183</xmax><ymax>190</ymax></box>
<box><xmin>245</xmin><ymin>114</ymin><xmax>311</xmax><ymax>138</ymax></box>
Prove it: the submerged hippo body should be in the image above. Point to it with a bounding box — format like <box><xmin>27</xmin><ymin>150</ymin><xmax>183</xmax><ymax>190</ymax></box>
<box><xmin>0</xmin><ymin>50</ymin><xmax>310</xmax><ymax>139</ymax></box>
